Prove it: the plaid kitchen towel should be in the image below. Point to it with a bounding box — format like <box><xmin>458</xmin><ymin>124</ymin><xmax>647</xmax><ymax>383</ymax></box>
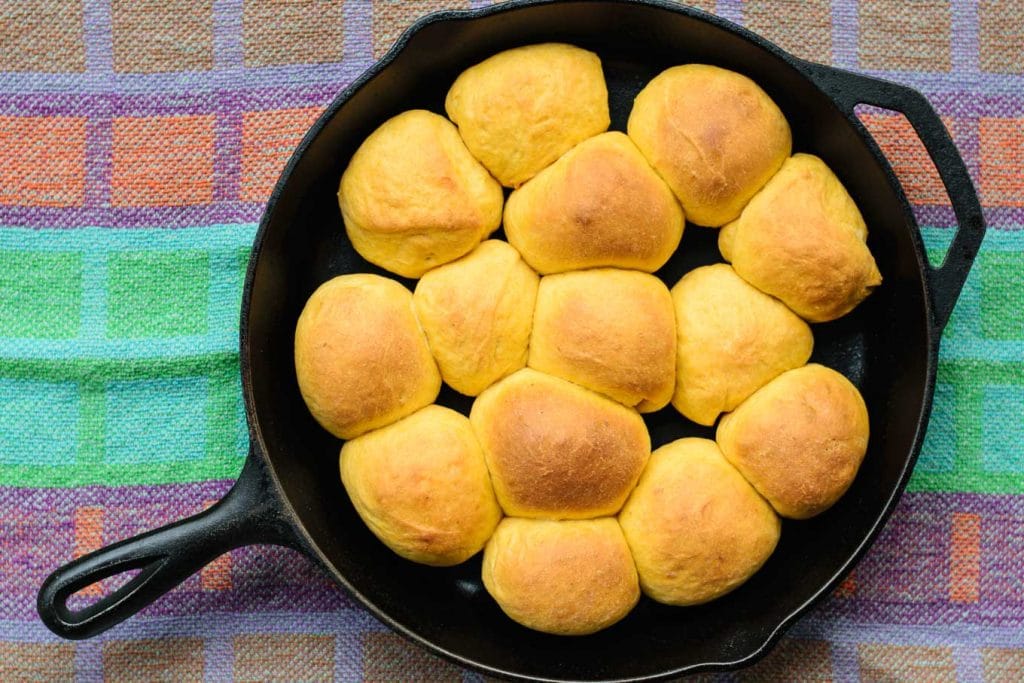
<box><xmin>1</xmin><ymin>0</ymin><xmax>1021</xmax><ymax>681</ymax></box>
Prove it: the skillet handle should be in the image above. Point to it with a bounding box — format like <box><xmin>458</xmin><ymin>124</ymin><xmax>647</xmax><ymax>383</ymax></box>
<box><xmin>798</xmin><ymin>62</ymin><xmax>986</xmax><ymax>331</ymax></box>
<box><xmin>37</xmin><ymin>450</ymin><xmax>298</xmax><ymax>640</ymax></box>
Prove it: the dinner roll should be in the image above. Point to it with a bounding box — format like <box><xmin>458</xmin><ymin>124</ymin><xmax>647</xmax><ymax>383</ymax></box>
<box><xmin>445</xmin><ymin>43</ymin><xmax>610</xmax><ymax>187</ymax></box>
<box><xmin>719</xmin><ymin>153</ymin><xmax>882</xmax><ymax>322</ymax></box>
<box><xmin>482</xmin><ymin>517</ymin><xmax>639</xmax><ymax>635</ymax></box>
<box><xmin>619</xmin><ymin>438</ymin><xmax>780</xmax><ymax>605</ymax></box>
<box><xmin>337</xmin><ymin>109</ymin><xmax>503</xmax><ymax>278</ymax></box>
<box><xmin>529</xmin><ymin>269</ymin><xmax>676</xmax><ymax>412</ymax></box>
<box><xmin>470</xmin><ymin>368</ymin><xmax>650</xmax><ymax>519</ymax></box>
<box><xmin>627</xmin><ymin>64</ymin><xmax>791</xmax><ymax>227</ymax></box>
<box><xmin>340</xmin><ymin>405</ymin><xmax>501</xmax><ymax>566</ymax></box>
<box><xmin>716</xmin><ymin>364</ymin><xmax>870</xmax><ymax>519</ymax></box>
<box><xmin>671</xmin><ymin>264</ymin><xmax>813</xmax><ymax>425</ymax></box>
<box><xmin>503</xmin><ymin>132</ymin><xmax>684</xmax><ymax>274</ymax></box>
<box><xmin>294</xmin><ymin>274</ymin><xmax>440</xmax><ymax>439</ymax></box>
<box><xmin>413</xmin><ymin>240</ymin><xmax>539</xmax><ymax>396</ymax></box>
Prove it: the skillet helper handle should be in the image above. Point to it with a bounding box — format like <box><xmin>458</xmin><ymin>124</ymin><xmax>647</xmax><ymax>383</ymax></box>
<box><xmin>38</xmin><ymin>452</ymin><xmax>296</xmax><ymax>640</ymax></box>
<box><xmin>799</xmin><ymin>61</ymin><xmax>986</xmax><ymax>331</ymax></box>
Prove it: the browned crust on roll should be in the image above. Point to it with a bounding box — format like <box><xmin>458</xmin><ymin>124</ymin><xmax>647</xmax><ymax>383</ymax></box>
<box><xmin>670</xmin><ymin>263</ymin><xmax>814</xmax><ymax>425</ymax></box>
<box><xmin>618</xmin><ymin>438</ymin><xmax>780</xmax><ymax>606</ymax></box>
<box><xmin>716</xmin><ymin>363</ymin><xmax>870</xmax><ymax>519</ymax></box>
<box><xmin>481</xmin><ymin>517</ymin><xmax>640</xmax><ymax>635</ymax></box>
<box><xmin>470</xmin><ymin>368</ymin><xmax>651</xmax><ymax>519</ymax></box>
<box><xmin>529</xmin><ymin>268</ymin><xmax>676</xmax><ymax>412</ymax></box>
<box><xmin>413</xmin><ymin>240</ymin><xmax>539</xmax><ymax>396</ymax></box>
<box><xmin>627</xmin><ymin>64</ymin><xmax>791</xmax><ymax>227</ymax></box>
<box><xmin>445</xmin><ymin>43</ymin><xmax>610</xmax><ymax>188</ymax></box>
<box><xmin>719</xmin><ymin>153</ymin><xmax>882</xmax><ymax>322</ymax></box>
<box><xmin>294</xmin><ymin>274</ymin><xmax>441</xmax><ymax>440</ymax></box>
<box><xmin>337</xmin><ymin>109</ymin><xmax>503</xmax><ymax>278</ymax></box>
<box><xmin>503</xmin><ymin>132</ymin><xmax>684</xmax><ymax>274</ymax></box>
<box><xmin>340</xmin><ymin>405</ymin><xmax>501</xmax><ymax>566</ymax></box>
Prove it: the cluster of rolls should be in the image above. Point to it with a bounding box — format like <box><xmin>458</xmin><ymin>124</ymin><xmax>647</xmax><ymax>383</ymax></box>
<box><xmin>295</xmin><ymin>44</ymin><xmax>880</xmax><ymax>636</ymax></box>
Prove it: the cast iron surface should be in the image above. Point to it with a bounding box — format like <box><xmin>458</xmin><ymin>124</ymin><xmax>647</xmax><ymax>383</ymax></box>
<box><xmin>38</xmin><ymin>1</ymin><xmax>985</xmax><ymax>680</ymax></box>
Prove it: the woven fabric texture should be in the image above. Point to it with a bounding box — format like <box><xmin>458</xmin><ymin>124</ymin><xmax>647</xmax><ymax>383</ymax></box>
<box><xmin>1</xmin><ymin>0</ymin><xmax>1021</xmax><ymax>680</ymax></box>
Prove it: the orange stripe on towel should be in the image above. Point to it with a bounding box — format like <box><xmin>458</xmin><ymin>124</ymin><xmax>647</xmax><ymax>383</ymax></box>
<box><xmin>200</xmin><ymin>499</ymin><xmax>232</xmax><ymax>591</ymax></box>
<box><xmin>950</xmin><ymin>512</ymin><xmax>981</xmax><ymax>604</ymax></box>
<box><xmin>834</xmin><ymin>571</ymin><xmax>856</xmax><ymax>598</ymax></box>
<box><xmin>73</xmin><ymin>506</ymin><xmax>105</xmax><ymax>597</ymax></box>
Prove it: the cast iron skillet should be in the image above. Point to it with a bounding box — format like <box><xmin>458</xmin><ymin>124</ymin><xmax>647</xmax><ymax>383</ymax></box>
<box><xmin>38</xmin><ymin>1</ymin><xmax>985</xmax><ymax>679</ymax></box>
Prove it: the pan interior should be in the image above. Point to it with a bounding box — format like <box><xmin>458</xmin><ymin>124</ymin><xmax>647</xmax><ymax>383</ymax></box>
<box><xmin>243</xmin><ymin>2</ymin><xmax>932</xmax><ymax>679</ymax></box>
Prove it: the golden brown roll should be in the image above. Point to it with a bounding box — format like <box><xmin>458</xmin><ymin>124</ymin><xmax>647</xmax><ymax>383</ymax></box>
<box><xmin>340</xmin><ymin>405</ymin><xmax>501</xmax><ymax>566</ymax></box>
<box><xmin>469</xmin><ymin>368</ymin><xmax>650</xmax><ymax>519</ymax></box>
<box><xmin>529</xmin><ymin>269</ymin><xmax>676</xmax><ymax>412</ymax></box>
<box><xmin>337</xmin><ymin>109</ymin><xmax>503</xmax><ymax>278</ymax></box>
<box><xmin>627</xmin><ymin>64</ymin><xmax>791</xmax><ymax>227</ymax></box>
<box><xmin>671</xmin><ymin>264</ymin><xmax>813</xmax><ymax>426</ymax></box>
<box><xmin>618</xmin><ymin>438</ymin><xmax>780</xmax><ymax>606</ymax></box>
<box><xmin>445</xmin><ymin>43</ymin><xmax>610</xmax><ymax>187</ymax></box>
<box><xmin>503</xmin><ymin>132</ymin><xmax>684</xmax><ymax>274</ymax></box>
<box><xmin>481</xmin><ymin>517</ymin><xmax>640</xmax><ymax>635</ymax></box>
<box><xmin>716</xmin><ymin>364</ymin><xmax>870</xmax><ymax>519</ymax></box>
<box><xmin>413</xmin><ymin>240</ymin><xmax>539</xmax><ymax>396</ymax></box>
<box><xmin>294</xmin><ymin>274</ymin><xmax>440</xmax><ymax>439</ymax></box>
<box><xmin>719</xmin><ymin>153</ymin><xmax>882</xmax><ymax>322</ymax></box>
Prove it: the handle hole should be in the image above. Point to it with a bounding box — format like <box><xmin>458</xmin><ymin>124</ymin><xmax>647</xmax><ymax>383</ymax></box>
<box><xmin>854</xmin><ymin>104</ymin><xmax>957</xmax><ymax>267</ymax></box>
<box><xmin>65</xmin><ymin>568</ymin><xmax>143</xmax><ymax>613</ymax></box>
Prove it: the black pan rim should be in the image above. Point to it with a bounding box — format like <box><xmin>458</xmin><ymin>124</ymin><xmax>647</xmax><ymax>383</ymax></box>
<box><xmin>239</xmin><ymin>1</ymin><xmax>941</xmax><ymax>679</ymax></box>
